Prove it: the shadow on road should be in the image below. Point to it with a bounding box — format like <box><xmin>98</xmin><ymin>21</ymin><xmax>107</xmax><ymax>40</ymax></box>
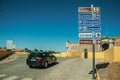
<box><xmin>88</xmin><ymin>62</ymin><xmax>109</xmax><ymax>80</ymax></box>
<box><xmin>29</xmin><ymin>62</ymin><xmax>59</xmax><ymax>69</ymax></box>
<box><xmin>96</xmin><ymin>62</ymin><xmax>109</xmax><ymax>70</ymax></box>
<box><xmin>88</xmin><ymin>62</ymin><xmax>109</xmax><ymax>74</ymax></box>
<box><xmin>88</xmin><ymin>69</ymin><xmax>96</xmax><ymax>74</ymax></box>
<box><xmin>0</xmin><ymin>53</ymin><xmax>13</xmax><ymax>61</ymax></box>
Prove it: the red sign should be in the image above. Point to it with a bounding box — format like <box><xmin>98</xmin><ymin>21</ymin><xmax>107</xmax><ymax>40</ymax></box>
<box><xmin>79</xmin><ymin>7</ymin><xmax>92</xmax><ymax>12</ymax></box>
<box><xmin>80</xmin><ymin>40</ymin><xmax>100</xmax><ymax>44</ymax></box>
<box><xmin>78</xmin><ymin>7</ymin><xmax>100</xmax><ymax>13</ymax></box>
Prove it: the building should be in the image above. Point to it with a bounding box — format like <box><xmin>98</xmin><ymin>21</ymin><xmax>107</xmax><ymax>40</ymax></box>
<box><xmin>7</xmin><ymin>40</ymin><xmax>16</xmax><ymax>49</ymax></box>
<box><xmin>12</xmin><ymin>48</ymin><xmax>24</xmax><ymax>52</ymax></box>
<box><xmin>66</xmin><ymin>36</ymin><xmax>117</xmax><ymax>52</ymax></box>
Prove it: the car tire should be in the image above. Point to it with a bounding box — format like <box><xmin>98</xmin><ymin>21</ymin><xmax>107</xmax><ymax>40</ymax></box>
<box><xmin>44</xmin><ymin>62</ymin><xmax>48</xmax><ymax>68</ymax></box>
<box><xmin>29</xmin><ymin>65</ymin><xmax>33</xmax><ymax>68</ymax></box>
<box><xmin>54</xmin><ymin>59</ymin><xmax>57</xmax><ymax>64</ymax></box>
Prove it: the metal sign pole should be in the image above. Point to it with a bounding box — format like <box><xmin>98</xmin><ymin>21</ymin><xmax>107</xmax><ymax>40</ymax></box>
<box><xmin>78</xmin><ymin>5</ymin><xmax>100</xmax><ymax>79</ymax></box>
<box><xmin>91</xmin><ymin>4</ymin><xmax>95</xmax><ymax>80</ymax></box>
<box><xmin>92</xmin><ymin>42</ymin><xmax>95</xmax><ymax>80</ymax></box>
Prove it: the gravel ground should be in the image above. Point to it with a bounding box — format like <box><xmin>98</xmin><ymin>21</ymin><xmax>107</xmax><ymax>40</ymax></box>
<box><xmin>37</xmin><ymin>57</ymin><xmax>94</xmax><ymax>80</ymax></box>
<box><xmin>0</xmin><ymin>54</ymin><xmax>103</xmax><ymax>80</ymax></box>
<box><xmin>97</xmin><ymin>62</ymin><xmax>120</xmax><ymax>80</ymax></box>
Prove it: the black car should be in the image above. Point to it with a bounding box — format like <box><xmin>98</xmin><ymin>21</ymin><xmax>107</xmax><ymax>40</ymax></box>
<box><xmin>26</xmin><ymin>52</ymin><xmax>57</xmax><ymax>68</ymax></box>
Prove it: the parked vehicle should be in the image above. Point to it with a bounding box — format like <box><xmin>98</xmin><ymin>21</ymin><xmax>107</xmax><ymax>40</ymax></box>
<box><xmin>26</xmin><ymin>52</ymin><xmax>57</xmax><ymax>68</ymax></box>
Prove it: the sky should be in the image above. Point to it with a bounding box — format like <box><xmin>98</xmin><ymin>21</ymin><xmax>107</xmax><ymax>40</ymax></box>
<box><xmin>0</xmin><ymin>0</ymin><xmax>120</xmax><ymax>51</ymax></box>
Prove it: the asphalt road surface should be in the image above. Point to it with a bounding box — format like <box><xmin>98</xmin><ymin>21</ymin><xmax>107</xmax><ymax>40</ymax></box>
<box><xmin>0</xmin><ymin>54</ymin><xmax>101</xmax><ymax>80</ymax></box>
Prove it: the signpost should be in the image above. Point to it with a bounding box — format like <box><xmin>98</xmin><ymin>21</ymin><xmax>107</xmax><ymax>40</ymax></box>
<box><xmin>78</xmin><ymin>4</ymin><xmax>101</xmax><ymax>80</ymax></box>
<box><xmin>79</xmin><ymin>33</ymin><xmax>92</xmax><ymax>39</ymax></box>
<box><xmin>79</xmin><ymin>20</ymin><xmax>100</xmax><ymax>25</ymax></box>
<box><xmin>78</xmin><ymin>6</ymin><xmax>101</xmax><ymax>40</ymax></box>
<box><xmin>80</xmin><ymin>40</ymin><xmax>100</xmax><ymax>44</ymax></box>
<box><xmin>79</xmin><ymin>26</ymin><xmax>100</xmax><ymax>32</ymax></box>
<box><xmin>78</xmin><ymin>7</ymin><xmax>100</xmax><ymax>13</ymax></box>
<box><xmin>79</xmin><ymin>13</ymin><xmax>100</xmax><ymax>19</ymax></box>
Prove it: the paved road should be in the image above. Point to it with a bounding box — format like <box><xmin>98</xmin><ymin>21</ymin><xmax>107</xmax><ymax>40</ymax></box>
<box><xmin>0</xmin><ymin>54</ymin><xmax>102</xmax><ymax>80</ymax></box>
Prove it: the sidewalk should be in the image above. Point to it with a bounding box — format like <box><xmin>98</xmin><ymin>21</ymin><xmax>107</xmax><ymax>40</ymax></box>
<box><xmin>0</xmin><ymin>54</ymin><xmax>18</xmax><ymax>64</ymax></box>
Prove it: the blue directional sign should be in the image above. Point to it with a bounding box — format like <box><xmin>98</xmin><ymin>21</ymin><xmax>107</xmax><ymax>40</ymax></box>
<box><xmin>79</xmin><ymin>26</ymin><xmax>100</xmax><ymax>32</ymax></box>
<box><xmin>87</xmin><ymin>26</ymin><xmax>100</xmax><ymax>30</ymax></box>
<box><xmin>78</xmin><ymin>6</ymin><xmax>101</xmax><ymax>40</ymax></box>
<box><xmin>79</xmin><ymin>20</ymin><xmax>100</xmax><ymax>25</ymax></box>
<box><xmin>79</xmin><ymin>13</ymin><xmax>100</xmax><ymax>19</ymax></box>
<box><xmin>79</xmin><ymin>13</ymin><xmax>92</xmax><ymax>19</ymax></box>
<box><xmin>93</xmin><ymin>13</ymin><xmax>100</xmax><ymax>19</ymax></box>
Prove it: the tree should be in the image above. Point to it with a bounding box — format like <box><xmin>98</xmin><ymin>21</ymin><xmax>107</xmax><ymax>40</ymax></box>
<box><xmin>25</xmin><ymin>48</ymin><xmax>29</xmax><ymax>52</ymax></box>
<box><xmin>48</xmin><ymin>50</ymin><xmax>55</xmax><ymax>53</ymax></box>
<box><xmin>3</xmin><ymin>47</ymin><xmax>7</xmax><ymax>49</ymax></box>
<box><xmin>39</xmin><ymin>49</ymin><xmax>43</xmax><ymax>52</ymax></box>
<box><xmin>34</xmin><ymin>48</ymin><xmax>38</xmax><ymax>52</ymax></box>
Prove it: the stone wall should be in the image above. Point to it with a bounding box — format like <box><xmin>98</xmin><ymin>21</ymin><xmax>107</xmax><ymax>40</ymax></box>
<box><xmin>114</xmin><ymin>37</ymin><xmax>120</xmax><ymax>46</ymax></box>
<box><xmin>66</xmin><ymin>36</ymin><xmax>120</xmax><ymax>52</ymax></box>
<box><xmin>66</xmin><ymin>41</ymin><xmax>100</xmax><ymax>52</ymax></box>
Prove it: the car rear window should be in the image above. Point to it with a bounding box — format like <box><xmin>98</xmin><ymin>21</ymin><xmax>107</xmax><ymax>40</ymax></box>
<box><xmin>29</xmin><ymin>52</ymin><xmax>47</xmax><ymax>57</ymax></box>
<box><xmin>29</xmin><ymin>52</ymin><xmax>37</xmax><ymax>57</ymax></box>
<box><xmin>37</xmin><ymin>53</ymin><xmax>47</xmax><ymax>57</ymax></box>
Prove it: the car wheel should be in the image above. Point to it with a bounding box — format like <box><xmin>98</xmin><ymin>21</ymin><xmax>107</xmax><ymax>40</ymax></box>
<box><xmin>29</xmin><ymin>65</ymin><xmax>33</xmax><ymax>68</ymax></box>
<box><xmin>54</xmin><ymin>58</ymin><xmax>57</xmax><ymax>64</ymax></box>
<box><xmin>44</xmin><ymin>62</ymin><xmax>48</xmax><ymax>68</ymax></box>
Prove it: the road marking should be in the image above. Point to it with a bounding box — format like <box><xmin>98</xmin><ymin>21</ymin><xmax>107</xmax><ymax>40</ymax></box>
<box><xmin>3</xmin><ymin>76</ymin><xmax>18</xmax><ymax>80</ymax></box>
<box><xmin>0</xmin><ymin>74</ymin><xmax>6</xmax><ymax>77</ymax></box>
<box><xmin>22</xmin><ymin>78</ymin><xmax>33</xmax><ymax>80</ymax></box>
